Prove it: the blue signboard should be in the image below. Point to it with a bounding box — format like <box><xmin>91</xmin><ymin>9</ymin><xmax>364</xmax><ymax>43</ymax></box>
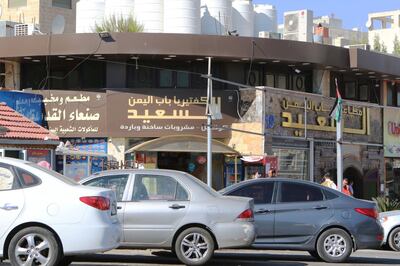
<box><xmin>0</xmin><ymin>91</ymin><xmax>43</xmax><ymax>125</ymax></box>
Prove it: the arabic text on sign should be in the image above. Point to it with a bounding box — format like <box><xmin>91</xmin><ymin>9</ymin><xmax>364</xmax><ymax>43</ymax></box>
<box><xmin>127</xmin><ymin>109</ymin><xmax>206</xmax><ymax>120</ymax></box>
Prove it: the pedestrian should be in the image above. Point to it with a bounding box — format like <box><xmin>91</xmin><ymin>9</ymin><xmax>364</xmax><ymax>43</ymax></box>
<box><xmin>253</xmin><ymin>171</ymin><xmax>261</xmax><ymax>179</ymax></box>
<box><xmin>349</xmin><ymin>180</ymin><xmax>354</xmax><ymax>196</ymax></box>
<box><xmin>342</xmin><ymin>178</ymin><xmax>353</xmax><ymax>196</ymax></box>
<box><xmin>320</xmin><ymin>172</ymin><xmax>337</xmax><ymax>190</ymax></box>
<box><xmin>267</xmin><ymin>169</ymin><xmax>277</xmax><ymax>177</ymax></box>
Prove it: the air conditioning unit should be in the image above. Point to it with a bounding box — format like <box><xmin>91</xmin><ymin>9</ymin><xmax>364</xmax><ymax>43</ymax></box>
<box><xmin>344</xmin><ymin>44</ymin><xmax>371</xmax><ymax>51</ymax></box>
<box><xmin>14</xmin><ymin>24</ymin><xmax>39</xmax><ymax>36</ymax></box>
<box><xmin>283</xmin><ymin>10</ymin><xmax>313</xmax><ymax>42</ymax></box>
<box><xmin>258</xmin><ymin>31</ymin><xmax>282</xmax><ymax>39</ymax></box>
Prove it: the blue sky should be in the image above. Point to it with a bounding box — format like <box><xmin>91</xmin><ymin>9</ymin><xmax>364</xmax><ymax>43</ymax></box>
<box><xmin>253</xmin><ymin>0</ymin><xmax>400</xmax><ymax>30</ymax></box>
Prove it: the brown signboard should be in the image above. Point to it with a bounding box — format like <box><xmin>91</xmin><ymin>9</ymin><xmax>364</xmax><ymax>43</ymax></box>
<box><xmin>36</xmin><ymin>90</ymin><xmax>107</xmax><ymax>137</ymax></box>
<box><xmin>107</xmin><ymin>90</ymin><xmax>238</xmax><ymax>138</ymax></box>
<box><xmin>264</xmin><ymin>90</ymin><xmax>382</xmax><ymax>144</ymax></box>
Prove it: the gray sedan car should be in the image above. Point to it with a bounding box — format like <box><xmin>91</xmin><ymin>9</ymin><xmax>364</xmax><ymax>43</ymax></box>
<box><xmin>220</xmin><ymin>178</ymin><xmax>383</xmax><ymax>263</ymax></box>
<box><xmin>81</xmin><ymin>169</ymin><xmax>255</xmax><ymax>266</ymax></box>
<box><xmin>379</xmin><ymin>210</ymin><xmax>400</xmax><ymax>251</ymax></box>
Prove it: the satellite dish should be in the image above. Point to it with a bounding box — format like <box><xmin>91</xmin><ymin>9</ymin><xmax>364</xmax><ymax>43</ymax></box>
<box><xmin>365</xmin><ymin>19</ymin><xmax>372</xmax><ymax>30</ymax></box>
<box><xmin>51</xmin><ymin>15</ymin><xmax>65</xmax><ymax>34</ymax></box>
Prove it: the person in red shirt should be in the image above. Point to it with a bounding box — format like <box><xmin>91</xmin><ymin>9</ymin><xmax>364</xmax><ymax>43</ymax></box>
<box><xmin>342</xmin><ymin>178</ymin><xmax>353</xmax><ymax>196</ymax></box>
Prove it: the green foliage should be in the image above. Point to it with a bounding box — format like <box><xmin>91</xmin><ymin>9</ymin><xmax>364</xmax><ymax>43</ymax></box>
<box><xmin>373</xmin><ymin>196</ymin><xmax>400</xmax><ymax>213</ymax></box>
<box><xmin>393</xmin><ymin>35</ymin><xmax>400</xmax><ymax>55</ymax></box>
<box><xmin>381</xmin><ymin>42</ymin><xmax>387</xmax><ymax>53</ymax></box>
<box><xmin>94</xmin><ymin>14</ymin><xmax>144</xmax><ymax>33</ymax></box>
<box><xmin>373</xmin><ymin>35</ymin><xmax>381</xmax><ymax>51</ymax></box>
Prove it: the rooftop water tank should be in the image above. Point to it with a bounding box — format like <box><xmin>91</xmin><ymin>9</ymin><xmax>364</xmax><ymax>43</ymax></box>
<box><xmin>76</xmin><ymin>0</ymin><xmax>105</xmax><ymax>33</ymax></box>
<box><xmin>254</xmin><ymin>4</ymin><xmax>277</xmax><ymax>36</ymax></box>
<box><xmin>201</xmin><ymin>0</ymin><xmax>233</xmax><ymax>35</ymax></box>
<box><xmin>134</xmin><ymin>0</ymin><xmax>163</xmax><ymax>33</ymax></box>
<box><xmin>164</xmin><ymin>0</ymin><xmax>201</xmax><ymax>34</ymax></box>
<box><xmin>232</xmin><ymin>0</ymin><xmax>254</xmax><ymax>37</ymax></box>
<box><xmin>105</xmin><ymin>0</ymin><xmax>135</xmax><ymax>20</ymax></box>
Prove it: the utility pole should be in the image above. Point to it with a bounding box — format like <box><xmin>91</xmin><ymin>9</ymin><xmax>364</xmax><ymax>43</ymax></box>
<box><xmin>206</xmin><ymin>57</ymin><xmax>213</xmax><ymax>187</ymax></box>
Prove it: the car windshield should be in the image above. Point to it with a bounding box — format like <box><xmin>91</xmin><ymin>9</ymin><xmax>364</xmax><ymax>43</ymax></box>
<box><xmin>183</xmin><ymin>173</ymin><xmax>220</xmax><ymax>197</ymax></box>
<box><xmin>27</xmin><ymin>163</ymin><xmax>79</xmax><ymax>186</ymax></box>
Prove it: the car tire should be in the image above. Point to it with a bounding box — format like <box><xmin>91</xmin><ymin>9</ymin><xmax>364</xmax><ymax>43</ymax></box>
<box><xmin>8</xmin><ymin>226</ymin><xmax>61</xmax><ymax>266</ymax></box>
<box><xmin>388</xmin><ymin>227</ymin><xmax>400</xmax><ymax>251</ymax></box>
<box><xmin>308</xmin><ymin>250</ymin><xmax>322</xmax><ymax>260</ymax></box>
<box><xmin>174</xmin><ymin>227</ymin><xmax>215</xmax><ymax>266</ymax></box>
<box><xmin>316</xmin><ymin>228</ymin><xmax>353</xmax><ymax>263</ymax></box>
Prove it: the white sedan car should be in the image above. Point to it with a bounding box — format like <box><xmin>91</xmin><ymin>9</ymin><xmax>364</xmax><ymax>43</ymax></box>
<box><xmin>0</xmin><ymin>157</ymin><xmax>121</xmax><ymax>265</ymax></box>
<box><xmin>81</xmin><ymin>169</ymin><xmax>256</xmax><ymax>266</ymax></box>
<box><xmin>380</xmin><ymin>210</ymin><xmax>400</xmax><ymax>251</ymax></box>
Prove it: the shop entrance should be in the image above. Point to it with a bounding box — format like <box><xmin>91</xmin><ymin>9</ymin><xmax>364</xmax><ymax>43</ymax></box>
<box><xmin>343</xmin><ymin>167</ymin><xmax>363</xmax><ymax>198</ymax></box>
<box><xmin>157</xmin><ymin>152</ymin><xmax>208</xmax><ymax>183</ymax></box>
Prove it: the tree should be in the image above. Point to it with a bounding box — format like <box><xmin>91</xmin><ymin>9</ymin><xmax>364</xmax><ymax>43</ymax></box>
<box><xmin>94</xmin><ymin>14</ymin><xmax>144</xmax><ymax>33</ymax></box>
<box><xmin>382</xmin><ymin>42</ymin><xmax>387</xmax><ymax>53</ymax></box>
<box><xmin>393</xmin><ymin>35</ymin><xmax>400</xmax><ymax>55</ymax></box>
<box><xmin>373</xmin><ymin>34</ymin><xmax>381</xmax><ymax>51</ymax></box>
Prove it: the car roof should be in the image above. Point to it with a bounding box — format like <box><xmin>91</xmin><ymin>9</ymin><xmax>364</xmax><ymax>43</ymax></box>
<box><xmin>220</xmin><ymin>177</ymin><xmax>331</xmax><ymax>194</ymax></box>
<box><xmin>0</xmin><ymin>157</ymin><xmax>30</xmax><ymax>165</ymax></box>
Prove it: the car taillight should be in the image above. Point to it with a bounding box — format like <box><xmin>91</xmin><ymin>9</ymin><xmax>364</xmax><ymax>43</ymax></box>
<box><xmin>80</xmin><ymin>196</ymin><xmax>110</xmax><ymax>211</ymax></box>
<box><xmin>355</xmin><ymin>208</ymin><xmax>378</xmax><ymax>219</ymax></box>
<box><xmin>237</xmin><ymin>209</ymin><xmax>254</xmax><ymax>221</ymax></box>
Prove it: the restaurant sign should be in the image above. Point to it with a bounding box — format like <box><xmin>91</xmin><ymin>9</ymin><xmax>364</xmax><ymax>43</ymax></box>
<box><xmin>36</xmin><ymin>90</ymin><xmax>107</xmax><ymax>137</ymax></box>
<box><xmin>264</xmin><ymin>90</ymin><xmax>382</xmax><ymax>143</ymax></box>
<box><xmin>107</xmin><ymin>90</ymin><xmax>238</xmax><ymax>138</ymax></box>
<box><xmin>384</xmin><ymin>108</ymin><xmax>400</xmax><ymax>157</ymax></box>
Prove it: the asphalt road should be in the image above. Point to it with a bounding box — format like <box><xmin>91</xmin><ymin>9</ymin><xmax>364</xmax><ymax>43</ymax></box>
<box><xmin>3</xmin><ymin>248</ymin><xmax>398</xmax><ymax>266</ymax></box>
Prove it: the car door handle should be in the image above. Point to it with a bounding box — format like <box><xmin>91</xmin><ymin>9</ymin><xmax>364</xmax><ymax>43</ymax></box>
<box><xmin>117</xmin><ymin>206</ymin><xmax>122</xmax><ymax>210</ymax></box>
<box><xmin>169</xmin><ymin>204</ymin><xmax>185</xmax><ymax>210</ymax></box>
<box><xmin>0</xmin><ymin>203</ymin><xmax>18</xmax><ymax>211</ymax></box>
<box><xmin>255</xmin><ymin>208</ymin><xmax>270</xmax><ymax>214</ymax></box>
<box><xmin>313</xmin><ymin>206</ymin><xmax>328</xmax><ymax>210</ymax></box>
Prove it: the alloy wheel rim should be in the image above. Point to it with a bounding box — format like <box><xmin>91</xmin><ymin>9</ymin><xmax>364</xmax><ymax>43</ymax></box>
<box><xmin>323</xmin><ymin>234</ymin><xmax>347</xmax><ymax>258</ymax></box>
<box><xmin>180</xmin><ymin>232</ymin><xmax>209</xmax><ymax>262</ymax></box>
<box><xmin>394</xmin><ymin>232</ymin><xmax>400</xmax><ymax>249</ymax></box>
<box><xmin>15</xmin><ymin>233</ymin><xmax>52</xmax><ymax>266</ymax></box>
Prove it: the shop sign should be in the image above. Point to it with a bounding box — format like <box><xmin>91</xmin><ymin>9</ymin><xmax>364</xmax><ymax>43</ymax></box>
<box><xmin>264</xmin><ymin>90</ymin><xmax>382</xmax><ymax>143</ymax></box>
<box><xmin>280</xmin><ymin>98</ymin><xmax>370</xmax><ymax>136</ymax></box>
<box><xmin>107</xmin><ymin>90</ymin><xmax>238</xmax><ymax>137</ymax></box>
<box><xmin>384</xmin><ymin>108</ymin><xmax>400</xmax><ymax>157</ymax></box>
<box><xmin>27</xmin><ymin>149</ymin><xmax>51</xmax><ymax>167</ymax></box>
<box><xmin>36</xmin><ymin>90</ymin><xmax>107</xmax><ymax>137</ymax></box>
<box><xmin>0</xmin><ymin>91</ymin><xmax>43</xmax><ymax>125</ymax></box>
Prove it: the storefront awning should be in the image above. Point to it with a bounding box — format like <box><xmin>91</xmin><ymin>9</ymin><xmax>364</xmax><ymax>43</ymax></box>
<box><xmin>125</xmin><ymin>135</ymin><xmax>240</xmax><ymax>154</ymax></box>
<box><xmin>55</xmin><ymin>147</ymin><xmax>114</xmax><ymax>159</ymax></box>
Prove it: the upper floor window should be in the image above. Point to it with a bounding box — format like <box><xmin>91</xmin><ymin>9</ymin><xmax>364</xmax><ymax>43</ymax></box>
<box><xmin>52</xmin><ymin>0</ymin><xmax>71</xmax><ymax>9</ymax></box>
<box><xmin>8</xmin><ymin>0</ymin><xmax>27</xmax><ymax>8</ymax></box>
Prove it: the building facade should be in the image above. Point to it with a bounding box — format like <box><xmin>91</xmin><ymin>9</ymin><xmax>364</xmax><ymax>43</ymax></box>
<box><xmin>0</xmin><ymin>0</ymin><xmax>77</xmax><ymax>34</ymax></box>
<box><xmin>0</xmin><ymin>32</ymin><xmax>400</xmax><ymax>198</ymax></box>
<box><xmin>367</xmin><ymin>10</ymin><xmax>400</xmax><ymax>53</ymax></box>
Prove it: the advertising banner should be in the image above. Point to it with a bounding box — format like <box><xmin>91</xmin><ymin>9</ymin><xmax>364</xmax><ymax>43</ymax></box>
<box><xmin>384</xmin><ymin>108</ymin><xmax>400</xmax><ymax>157</ymax></box>
<box><xmin>0</xmin><ymin>91</ymin><xmax>43</xmax><ymax>125</ymax></box>
<box><xmin>107</xmin><ymin>89</ymin><xmax>238</xmax><ymax>138</ymax></box>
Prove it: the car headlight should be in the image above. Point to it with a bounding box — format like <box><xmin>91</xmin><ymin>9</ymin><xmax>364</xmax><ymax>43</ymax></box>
<box><xmin>379</xmin><ymin>216</ymin><xmax>388</xmax><ymax>223</ymax></box>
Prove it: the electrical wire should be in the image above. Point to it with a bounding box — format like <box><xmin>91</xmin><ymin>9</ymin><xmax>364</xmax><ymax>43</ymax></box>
<box><xmin>38</xmin><ymin>37</ymin><xmax>103</xmax><ymax>90</ymax></box>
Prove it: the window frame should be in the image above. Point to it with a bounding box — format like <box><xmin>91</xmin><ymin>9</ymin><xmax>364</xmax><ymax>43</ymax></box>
<box><xmin>276</xmin><ymin>181</ymin><xmax>325</xmax><ymax>204</ymax></box>
<box><xmin>0</xmin><ymin>163</ymin><xmax>20</xmax><ymax>191</ymax></box>
<box><xmin>14</xmin><ymin>166</ymin><xmax>42</xmax><ymax>189</ymax></box>
<box><xmin>228</xmin><ymin>181</ymin><xmax>276</xmax><ymax>205</ymax></box>
<box><xmin>8</xmin><ymin>0</ymin><xmax>27</xmax><ymax>8</ymax></box>
<box><xmin>52</xmin><ymin>0</ymin><xmax>72</xmax><ymax>9</ymax></box>
<box><xmin>130</xmin><ymin>174</ymin><xmax>190</xmax><ymax>202</ymax></box>
<box><xmin>84</xmin><ymin>174</ymin><xmax>130</xmax><ymax>202</ymax></box>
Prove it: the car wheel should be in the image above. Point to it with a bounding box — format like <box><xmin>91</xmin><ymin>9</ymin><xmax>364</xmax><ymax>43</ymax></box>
<box><xmin>308</xmin><ymin>250</ymin><xmax>322</xmax><ymax>260</ymax></box>
<box><xmin>8</xmin><ymin>226</ymin><xmax>61</xmax><ymax>266</ymax></box>
<box><xmin>316</xmin><ymin>228</ymin><xmax>353</xmax><ymax>263</ymax></box>
<box><xmin>388</xmin><ymin>227</ymin><xmax>400</xmax><ymax>251</ymax></box>
<box><xmin>174</xmin><ymin>227</ymin><xmax>215</xmax><ymax>266</ymax></box>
